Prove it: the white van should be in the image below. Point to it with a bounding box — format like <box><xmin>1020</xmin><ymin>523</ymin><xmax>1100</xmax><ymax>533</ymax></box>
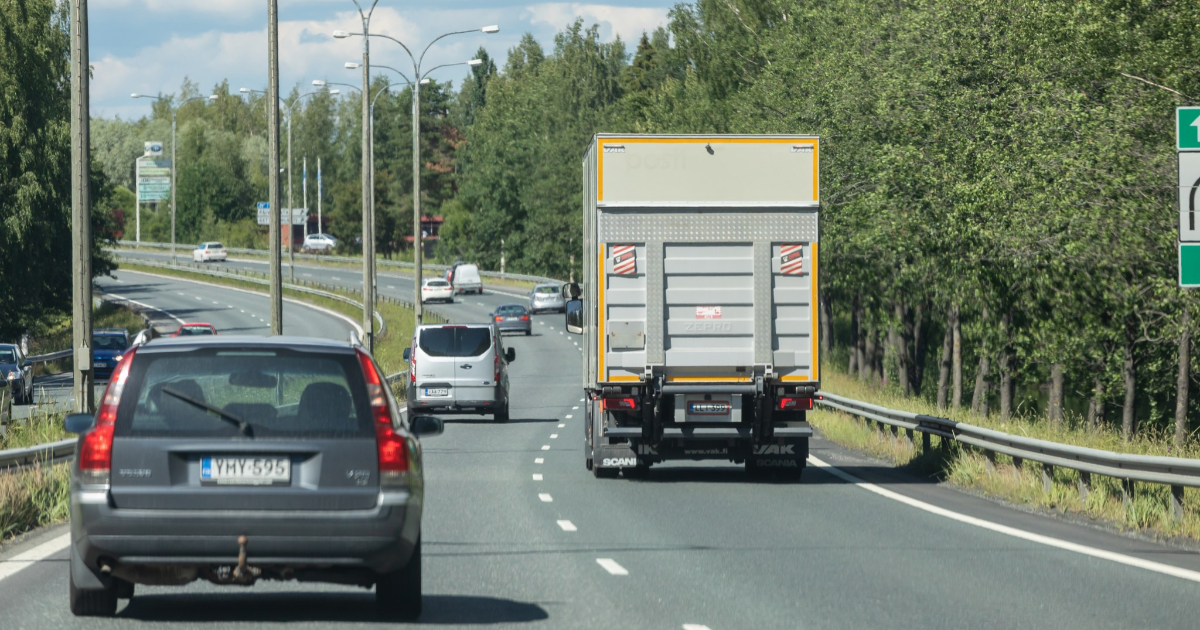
<box><xmin>403</xmin><ymin>323</ymin><xmax>515</xmax><ymax>421</ymax></box>
<box><xmin>449</xmin><ymin>264</ymin><xmax>482</xmax><ymax>294</ymax></box>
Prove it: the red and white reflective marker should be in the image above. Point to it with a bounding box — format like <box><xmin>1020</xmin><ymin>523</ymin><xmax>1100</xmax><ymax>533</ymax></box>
<box><xmin>612</xmin><ymin>244</ymin><xmax>636</xmax><ymax>275</ymax></box>
<box><xmin>780</xmin><ymin>244</ymin><xmax>804</xmax><ymax>275</ymax></box>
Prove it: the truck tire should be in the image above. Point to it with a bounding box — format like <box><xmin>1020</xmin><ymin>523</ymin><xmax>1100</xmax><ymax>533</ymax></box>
<box><xmin>775</xmin><ymin>465</ymin><xmax>805</xmax><ymax>482</ymax></box>
<box><xmin>593</xmin><ymin>466</ymin><xmax>619</xmax><ymax>479</ymax></box>
<box><xmin>376</xmin><ymin>537</ymin><xmax>422</xmax><ymax>620</ymax></box>
<box><xmin>624</xmin><ymin>463</ymin><xmax>650</xmax><ymax>480</ymax></box>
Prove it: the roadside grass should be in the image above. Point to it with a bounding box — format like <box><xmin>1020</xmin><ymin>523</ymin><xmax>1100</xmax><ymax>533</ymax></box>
<box><xmin>0</xmin><ymin>408</ymin><xmax>70</xmax><ymax>450</ymax></box>
<box><xmin>27</xmin><ymin>300</ymin><xmax>147</xmax><ymax>377</ymax></box>
<box><xmin>0</xmin><ymin>462</ymin><xmax>70</xmax><ymax>543</ymax></box>
<box><xmin>813</xmin><ymin>369</ymin><xmax>1200</xmax><ymax>542</ymax></box>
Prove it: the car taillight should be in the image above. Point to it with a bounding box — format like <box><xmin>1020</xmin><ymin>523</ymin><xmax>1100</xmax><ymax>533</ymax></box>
<box><xmin>601</xmin><ymin>397</ymin><xmax>637</xmax><ymax>411</ymax></box>
<box><xmin>520</xmin><ymin>315</ymin><xmax>529</xmax><ymax>321</ymax></box>
<box><xmin>356</xmin><ymin>349</ymin><xmax>408</xmax><ymax>486</ymax></box>
<box><xmin>779</xmin><ymin>397</ymin><xmax>814</xmax><ymax>410</ymax></box>
<box><xmin>79</xmin><ymin>348</ymin><xmax>137</xmax><ymax>486</ymax></box>
<box><xmin>494</xmin><ymin>316</ymin><xmax>503</xmax><ymax>322</ymax></box>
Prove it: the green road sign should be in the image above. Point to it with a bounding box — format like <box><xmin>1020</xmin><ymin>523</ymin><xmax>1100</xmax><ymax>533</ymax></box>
<box><xmin>1178</xmin><ymin>107</ymin><xmax>1200</xmax><ymax>151</ymax></box>
<box><xmin>1182</xmin><ymin>243</ymin><xmax>1200</xmax><ymax>288</ymax></box>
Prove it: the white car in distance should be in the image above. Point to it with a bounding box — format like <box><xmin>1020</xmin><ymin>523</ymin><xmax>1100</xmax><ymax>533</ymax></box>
<box><xmin>192</xmin><ymin>242</ymin><xmax>227</xmax><ymax>262</ymax></box>
<box><xmin>302</xmin><ymin>233</ymin><xmax>338</xmax><ymax>253</ymax></box>
<box><xmin>421</xmin><ymin>279</ymin><xmax>453</xmax><ymax>304</ymax></box>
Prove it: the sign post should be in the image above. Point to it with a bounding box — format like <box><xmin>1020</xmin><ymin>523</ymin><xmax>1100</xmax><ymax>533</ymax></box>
<box><xmin>134</xmin><ymin>151</ymin><xmax>171</xmax><ymax>244</ymax></box>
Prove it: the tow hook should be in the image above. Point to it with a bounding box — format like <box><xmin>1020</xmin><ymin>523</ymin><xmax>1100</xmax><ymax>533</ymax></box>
<box><xmin>232</xmin><ymin>535</ymin><xmax>261</xmax><ymax>583</ymax></box>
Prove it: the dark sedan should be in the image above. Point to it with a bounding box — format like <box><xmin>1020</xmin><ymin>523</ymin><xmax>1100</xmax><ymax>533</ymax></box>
<box><xmin>0</xmin><ymin>344</ymin><xmax>33</xmax><ymax>405</ymax></box>
<box><xmin>490</xmin><ymin>304</ymin><xmax>532</xmax><ymax>336</ymax></box>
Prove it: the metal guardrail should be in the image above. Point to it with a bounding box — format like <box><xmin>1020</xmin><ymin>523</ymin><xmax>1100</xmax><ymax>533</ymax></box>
<box><xmin>817</xmin><ymin>392</ymin><xmax>1199</xmax><ymax>519</ymax></box>
<box><xmin>116</xmin><ymin>240</ymin><xmax>559</xmax><ymax>286</ymax></box>
<box><xmin>27</xmin><ymin>349</ymin><xmax>72</xmax><ymax>364</ymax></box>
<box><xmin>0</xmin><ymin>438</ymin><xmax>75</xmax><ymax>471</ymax></box>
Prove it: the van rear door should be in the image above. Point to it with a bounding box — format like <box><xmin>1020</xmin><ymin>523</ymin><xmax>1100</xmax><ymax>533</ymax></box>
<box><xmin>413</xmin><ymin>327</ymin><xmax>461</xmax><ymax>407</ymax></box>
<box><xmin>452</xmin><ymin>327</ymin><xmax>496</xmax><ymax>405</ymax></box>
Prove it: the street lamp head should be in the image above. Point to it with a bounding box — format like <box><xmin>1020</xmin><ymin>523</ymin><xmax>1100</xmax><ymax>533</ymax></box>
<box><xmin>208</xmin><ymin>94</ymin><xmax>219</xmax><ymax>100</ymax></box>
<box><xmin>239</xmin><ymin>87</ymin><xmax>251</xmax><ymax>93</ymax></box>
<box><xmin>345</xmin><ymin>62</ymin><xmax>361</xmax><ymax>70</ymax></box>
<box><xmin>332</xmin><ymin>30</ymin><xmax>351</xmax><ymax>39</ymax></box>
<box><xmin>481</xmin><ymin>25</ymin><xmax>500</xmax><ymax>34</ymax></box>
<box><xmin>467</xmin><ymin>58</ymin><xmax>483</xmax><ymax>67</ymax></box>
<box><xmin>419</xmin><ymin>78</ymin><xmax>431</xmax><ymax>85</ymax></box>
<box><xmin>329</xmin><ymin>89</ymin><xmax>341</xmax><ymax>95</ymax></box>
<box><xmin>312</xmin><ymin>80</ymin><xmax>327</xmax><ymax>87</ymax></box>
<box><xmin>130</xmin><ymin>93</ymin><xmax>141</xmax><ymax>98</ymax></box>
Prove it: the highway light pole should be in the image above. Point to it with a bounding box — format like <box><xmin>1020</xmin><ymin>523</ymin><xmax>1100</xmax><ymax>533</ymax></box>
<box><xmin>267</xmin><ymin>0</ymin><xmax>283</xmax><ymax>334</ymax></box>
<box><xmin>70</xmin><ymin>0</ymin><xmax>93</xmax><ymax>412</ymax></box>
<box><xmin>241</xmin><ymin>88</ymin><xmax>332</xmax><ymax>282</ymax></box>
<box><xmin>131</xmin><ymin>93</ymin><xmax>218</xmax><ymax>265</ymax></box>
<box><xmin>333</xmin><ymin>25</ymin><xmax>497</xmax><ymax>324</ymax></box>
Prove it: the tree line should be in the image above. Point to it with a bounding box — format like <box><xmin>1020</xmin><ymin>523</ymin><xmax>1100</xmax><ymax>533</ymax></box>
<box><xmin>77</xmin><ymin>0</ymin><xmax>1200</xmax><ymax>440</ymax></box>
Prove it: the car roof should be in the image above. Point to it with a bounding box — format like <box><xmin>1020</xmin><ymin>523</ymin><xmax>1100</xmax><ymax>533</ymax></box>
<box><xmin>415</xmin><ymin>323</ymin><xmax>493</xmax><ymax>330</ymax></box>
<box><xmin>94</xmin><ymin>329</ymin><xmax>128</xmax><ymax>336</ymax></box>
<box><xmin>179</xmin><ymin>322</ymin><xmax>214</xmax><ymax>327</ymax></box>
<box><xmin>0</xmin><ymin>343</ymin><xmax>17</xmax><ymax>350</ymax></box>
<box><xmin>138</xmin><ymin>335</ymin><xmax>356</xmax><ymax>353</ymax></box>
<box><xmin>496</xmin><ymin>303</ymin><xmax>526</xmax><ymax>309</ymax></box>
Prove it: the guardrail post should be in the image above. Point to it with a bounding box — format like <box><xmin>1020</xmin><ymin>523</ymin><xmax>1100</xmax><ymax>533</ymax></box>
<box><xmin>1011</xmin><ymin>456</ymin><xmax>1024</xmax><ymax>475</ymax></box>
<box><xmin>921</xmin><ymin>431</ymin><xmax>931</xmax><ymax>453</ymax></box>
<box><xmin>984</xmin><ymin>449</ymin><xmax>996</xmax><ymax>472</ymax></box>
<box><xmin>1041</xmin><ymin>463</ymin><xmax>1054</xmax><ymax>494</ymax></box>
<box><xmin>1170</xmin><ymin>485</ymin><xmax>1185</xmax><ymax>522</ymax></box>
<box><xmin>1078</xmin><ymin>471</ymin><xmax>1091</xmax><ymax>503</ymax></box>
<box><xmin>904</xmin><ymin>428</ymin><xmax>914</xmax><ymax>447</ymax></box>
<box><xmin>1121</xmin><ymin>479</ymin><xmax>1134</xmax><ymax>509</ymax></box>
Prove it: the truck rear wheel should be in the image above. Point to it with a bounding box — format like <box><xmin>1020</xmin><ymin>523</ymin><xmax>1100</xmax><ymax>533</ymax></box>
<box><xmin>593</xmin><ymin>466</ymin><xmax>619</xmax><ymax>479</ymax></box>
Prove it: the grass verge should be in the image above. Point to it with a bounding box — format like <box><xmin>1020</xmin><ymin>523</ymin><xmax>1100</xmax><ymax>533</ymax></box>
<box><xmin>813</xmin><ymin>369</ymin><xmax>1200</xmax><ymax>542</ymax></box>
<box><xmin>0</xmin><ymin>463</ymin><xmax>70</xmax><ymax>543</ymax></box>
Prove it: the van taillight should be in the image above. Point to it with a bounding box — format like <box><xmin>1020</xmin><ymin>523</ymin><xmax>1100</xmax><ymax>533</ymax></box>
<box><xmin>79</xmin><ymin>348</ymin><xmax>137</xmax><ymax>486</ymax></box>
<box><xmin>356</xmin><ymin>349</ymin><xmax>408</xmax><ymax>485</ymax></box>
<box><xmin>494</xmin><ymin>349</ymin><xmax>501</xmax><ymax>382</ymax></box>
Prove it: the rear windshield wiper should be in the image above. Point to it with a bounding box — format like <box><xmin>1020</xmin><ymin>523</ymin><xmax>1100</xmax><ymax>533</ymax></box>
<box><xmin>161</xmin><ymin>386</ymin><xmax>254</xmax><ymax>437</ymax></box>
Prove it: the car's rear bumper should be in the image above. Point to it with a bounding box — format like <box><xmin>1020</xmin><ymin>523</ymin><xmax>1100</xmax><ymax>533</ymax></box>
<box><xmin>496</xmin><ymin>322</ymin><xmax>531</xmax><ymax>334</ymax></box>
<box><xmin>407</xmin><ymin>384</ymin><xmax>503</xmax><ymax>413</ymax></box>
<box><xmin>71</xmin><ymin>487</ymin><xmax>421</xmax><ymax>580</ymax></box>
<box><xmin>454</xmin><ymin>283</ymin><xmax>482</xmax><ymax>293</ymax></box>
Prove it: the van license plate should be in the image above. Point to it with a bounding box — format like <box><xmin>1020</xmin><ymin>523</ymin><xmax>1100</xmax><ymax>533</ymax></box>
<box><xmin>424</xmin><ymin>388</ymin><xmax>449</xmax><ymax>397</ymax></box>
<box><xmin>200</xmin><ymin>457</ymin><xmax>290</xmax><ymax>485</ymax></box>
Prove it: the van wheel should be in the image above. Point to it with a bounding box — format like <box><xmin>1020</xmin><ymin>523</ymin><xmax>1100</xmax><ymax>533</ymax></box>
<box><xmin>376</xmin><ymin>537</ymin><xmax>422</xmax><ymax>620</ymax></box>
<box><xmin>69</xmin><ymin>574</ymin><xmax>117</xmax><ymax>617</ymax></box>
<box><xmin>494</xmin><ymin>405</ymin><xmax>510</xmax><ymax>423</ymax></box>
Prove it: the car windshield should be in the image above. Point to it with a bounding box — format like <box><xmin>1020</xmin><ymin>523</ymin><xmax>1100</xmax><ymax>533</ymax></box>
<box><xmin>179</xmin><ymin>326</ymin><xmax>213</xmax><ymax>336</ymax></box>
<box><xmin>118</xmin><ymin>348</ymin><xmax>371</xmax><ymax>438</ymax></box>
<box><xmin>0</xmin><ymin>349</ymin><xmax>16</xmax><ymax>363</ymax></box>
<box><xmin>496</xmin><ymin>305</ymin><xmax>526</xmax><ymax>315</ymax></box>
<box><xmin>93</xmin><ymin>335</ymin><xmax>127</xmax><ymax>351</ymax></box>
<box><xmin>418</xmin><ymin>327</ymin><xmax>492</xmax><ymax>358</ymax></box>
<box><xmin>535</xmin><ymin>286</ymin><xmax>558</xmax><ymax>294</ymax></box>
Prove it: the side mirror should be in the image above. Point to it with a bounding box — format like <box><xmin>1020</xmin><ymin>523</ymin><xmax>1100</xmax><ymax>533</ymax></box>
<box><xmin>410</xmin><ymin>415</ymin><xmax>444</xmax><ymax>437</ymax></box>
<box><xmin>561</xmin><ymin>282</ymin><xmax>581</xmax><ymax>300</ymax></box>
<box><xmin>565</xmin><ymin>299</ymin><xmax>583</xmax><ymax>335</ymax></box>
<box><xmin>402</xmin><ymin>347</ymin><xmax>411</xmax><ymax>362</ymax></box>
<box><xmin>65</xmin><ymin>413</ymin><xmax>95</xmax><ymax>434</ymax></box>
<box><xmin>505</xmin><ymin>347</ymin><xmax>516</xmax><ymax>363</ymax></box>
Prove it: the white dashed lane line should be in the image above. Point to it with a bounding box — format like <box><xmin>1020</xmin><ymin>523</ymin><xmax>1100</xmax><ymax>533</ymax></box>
<box><xmin>565</xmin><ymin>415</ymin><xmax>572</xmax><ymax>419</ymax></box>
<box><xmin>683</xmin><ymin>625</ymin><xmax>713</xmax><ymax>630</ymax></box>
<box><xmin>573</xmin><ymin>406</ymin><xmax>579</xmax><ymax>410</ymax></box>
<box><xmin>557</xmin><ymin>520</ymin><xmax>577</xmax><ymax>532</ymax></box>
<box><xmin>541</xmin><ymin>445</ymin><xmax>550</xmax><ymax>451</ymax></box>
<box><xmin>538</xmin><ymin>493</ymin><xmax>553</xmax><ymax>503</ymax></box>
<box><xmin>596</xmin><ymin>559</ymin><xmax>628</xmax><ymax>576</ymax></box>
<box><xmin>558</xmin><ymin>424</ymin><xmax>565</xmax><ymax>428</ymax></box>
<box><xmin>550</xmin><ymin>434</ymin><xmax>558</xmax><ymax>439</ymax></box>
<box><xmin>532</xmin><ymin>474</ymin><xmax>543</xmax><ymax>481</ymax></box>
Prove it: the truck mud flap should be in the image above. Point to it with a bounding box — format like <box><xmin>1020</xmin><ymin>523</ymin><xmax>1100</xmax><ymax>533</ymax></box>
<box><xmin>595</xmin><ymin>443</ymin><xmax>640</xmax><ymax>468</ymax></box>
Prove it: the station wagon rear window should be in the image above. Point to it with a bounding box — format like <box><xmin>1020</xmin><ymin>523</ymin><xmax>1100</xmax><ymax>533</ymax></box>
<box><xmin>535</xmin><ymin>286</ymin><xmax>558</xmax><ymax>294</ymax></box>
<box><xmin>117</xmin><ymin>349</ymin><xmax>372</xmax><ymax>438</ymax></box>
<box><xmin>418</xmin><ymin>327</ymin><xmax>492</xmax><ymax>358</ymax></box>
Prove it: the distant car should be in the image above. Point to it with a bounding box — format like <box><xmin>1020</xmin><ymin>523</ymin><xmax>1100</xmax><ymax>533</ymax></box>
<box><xmin>491</xmin><ymin>304</ymin><xmax>532</xmax><ymax>336</ymax></box>
<box><xmin>302</xmin><ymin>233</ymin><xmax>337</xmax><ymax>253</ymax></box>
<box><xmin>528</xmin><ymin>283</ymin><xmax>565</xmax><ymax>314</ymax></box>
<box><xmin>173</xmin><ymin>323</ymin><xmax>217</xmax><ymax>337</ymax></box>
<box><xmin>192</xmin><ymin>242</ymin><xmax>227</xmax><ymax>263</ymax></box>
<box><xmin>64</xmin><ymin>335</ymin><xmax>442</xmax><ymax>619</ymax></box>
<box><xmin>447</xmin><ymin>263</ymin><xmax>482</xmax><ymax>294</ymax></box>
<box><xmin>0</xmin><ymin>344</ymin><xmax>33</xmax><ymax>405</ymax></box>
<box><xmin>404</xmin><ymin>323</ymin><xmax>515</xmax><ymax>421</ymax></box>
<box><xmin>420</xmin><ymin>279</ymin><xmax>453</xmax><ymax>304</ymax></box>
<box><xmin>92</xmin><ymin>329</ymin><xmax>130</xmax><ymax>379</ymax></box>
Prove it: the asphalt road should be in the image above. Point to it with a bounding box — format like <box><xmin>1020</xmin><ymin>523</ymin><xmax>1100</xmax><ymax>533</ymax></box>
<box><xmin>2</xmin><ymin>254</ymin><xmax>1199</xmax><ymax>629</ymax></box>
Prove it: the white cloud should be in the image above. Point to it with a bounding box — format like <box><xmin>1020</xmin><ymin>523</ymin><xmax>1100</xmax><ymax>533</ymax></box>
<box><xmin>524</xmin><ymin>3</ymin><xmax>669</xmax><ymax>42</ymax></box>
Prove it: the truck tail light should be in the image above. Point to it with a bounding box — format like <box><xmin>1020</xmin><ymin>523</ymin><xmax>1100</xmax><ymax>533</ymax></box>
<box><xmin>779</xmin><ymin>397</ymin><xmax>813</xmax><ymax>410</ymax></box>
<box><xmin>79</xmin><ymin>348</ymin><xmax>137</xmax><ymax>486</ymax></box>
<box><xmin>356</xmin><ymin>349</ymin><xmax>409</xmax><ymax>485</ymax></box>
<box><xmin>601</xmin><ymin>397</ymin><xmax>638</xmax><ymax>411</ymax></box>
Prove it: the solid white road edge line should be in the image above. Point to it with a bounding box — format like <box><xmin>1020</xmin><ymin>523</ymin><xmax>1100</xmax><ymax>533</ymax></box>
<box><xmin>557</xmin><ymin>520</ymin><xmax>578</xmax><ymax>532</ymax></box>
<box><xmin>0</xmin><ymin>533</ymin><xmax>70</xmax><ymax>583</ymax></box>
<box><xmin>538</xmin><ymin>493</ymin><xmax>553</xmax><ymax>503</ymax></box>
<box><xmin>807</xmin><ymin>455</ymin><xmax>1200</xmax><ymax>584</ymax></box>
<box><xmin>596</xmin><ymin>558</ymin><xmax>628</xmax><ymax>576</ymax></box>
<box><xmin>117</xmin><ymin>269</ymin><xmax>364</xmax><ymax>337</ymax></box>
<box><xmin>101</xmin><ymin>292</ymin><xmax>186</xmax><ymax>325</ymax></box>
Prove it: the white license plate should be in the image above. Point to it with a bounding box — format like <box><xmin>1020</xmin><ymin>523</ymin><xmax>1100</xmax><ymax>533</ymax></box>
<box><xmin>505</xmin><ymin>317</ymin><xmax>518</xmax><ymax>321</ymax></box>
<box><xmin>200</xmin><ymin>456</ymin><xmax>290</xmax><ymax>485</ymax></box>
<box><xmin>424</xmin><ymin>388</ymin><xmax>449</xmax><ymax>397</ymax></box>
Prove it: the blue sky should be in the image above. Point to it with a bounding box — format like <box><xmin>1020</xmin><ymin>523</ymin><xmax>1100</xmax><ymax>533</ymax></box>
<box><xmin>91</xmin><ymin>1</ymin><xmax>676</xmax><ymax>120</ymax></box>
